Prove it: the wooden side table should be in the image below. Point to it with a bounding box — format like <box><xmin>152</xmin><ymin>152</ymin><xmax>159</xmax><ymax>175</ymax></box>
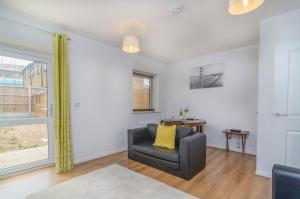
<box><xmin>222</xmin><ymin>130</ymin><xmax>249</xmax><ymax>153</ymax></box>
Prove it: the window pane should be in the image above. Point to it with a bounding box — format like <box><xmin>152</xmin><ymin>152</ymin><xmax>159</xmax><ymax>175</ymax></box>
<box><xmin>0</xmin><ymin>124</ymin><xmax>48</xmax><ymax>170</ymax></box>
<box><xmin>0</xmin><ymin>55</ymin><xmax>49</xmax><ymax>171</ymax></box>
<box><xmin>133</xmin><ymin>74</ymin><xmax>151</xmax><ymax>110</ymax></box>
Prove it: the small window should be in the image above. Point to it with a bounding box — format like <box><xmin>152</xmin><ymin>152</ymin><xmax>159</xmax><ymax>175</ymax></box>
<box><xmin>132</xmin><ymin>71</ymin><xmax>154</xmax><ymax>112</ymax></box>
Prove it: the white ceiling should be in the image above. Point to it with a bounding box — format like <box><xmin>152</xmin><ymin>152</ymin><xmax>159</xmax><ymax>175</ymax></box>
<box><xmin>0</xmin><ymin>0</ymin><xmax>300</xmax><ymax>63</ymax></box>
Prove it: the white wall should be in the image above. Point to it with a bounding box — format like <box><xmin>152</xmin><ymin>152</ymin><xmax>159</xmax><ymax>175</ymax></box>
<box><xmin>0</xmin><ymin>12</ymin><xmax>167</xmax><ymax>164</ymax></box>
<box><xmin>256</xmin><ymin>9</ymin><xmax>300</xmax><ymax>177</ymax></box>
<box><xmin>166</xmin><ymin>45</ymin><xmax>258</xmax><ymax>154</ymax></box>
<box><xmin>68</xmin><ymin>33</ymin><xmax>167</xmax><ymax>163</ymax></box>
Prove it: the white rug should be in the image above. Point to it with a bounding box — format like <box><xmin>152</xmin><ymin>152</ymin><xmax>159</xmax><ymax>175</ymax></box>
<box><xmin>26</xmin><ymin>164</ymin><xmax>198</xmax><ymax>199</ymax></box>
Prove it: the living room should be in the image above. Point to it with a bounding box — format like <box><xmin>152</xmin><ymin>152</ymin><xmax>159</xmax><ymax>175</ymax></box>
<box><xmin>0</xmin><ymin>0</ymin><xmax>300</xmax><ymax>198</ymax></box>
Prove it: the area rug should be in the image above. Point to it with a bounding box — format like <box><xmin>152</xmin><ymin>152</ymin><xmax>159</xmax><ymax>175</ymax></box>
<box><xmin>26</xmin><ymin>164</ymin><xmax>198</xmax><ymax>199</ymax></box>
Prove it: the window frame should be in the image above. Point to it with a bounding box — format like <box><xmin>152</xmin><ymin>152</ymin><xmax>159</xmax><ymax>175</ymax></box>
<box><xmin>132</xmin><ymin>71</ymin><xmax>154</xmax><ymax>112</ymax></box>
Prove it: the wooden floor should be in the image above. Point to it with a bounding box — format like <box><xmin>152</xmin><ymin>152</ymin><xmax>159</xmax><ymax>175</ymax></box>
<box><xmin>0</xmin><ymin>147</ymin><xmax>272</xmax><ymax>199</ymax></box>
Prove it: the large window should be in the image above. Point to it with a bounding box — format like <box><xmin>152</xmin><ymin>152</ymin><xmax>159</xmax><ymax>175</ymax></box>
<box><xmin>0</xmin><ymin>45</ymin><xmax>54</xmax><ymax>176</ymax></box>
<box><xmin>132</xmin><ymin>72</ymin><xmax>154</xmax><ymax>112</ymax></box>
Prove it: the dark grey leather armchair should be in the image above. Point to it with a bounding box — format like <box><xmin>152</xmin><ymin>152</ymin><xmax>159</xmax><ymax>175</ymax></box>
<box><xmin>128</xmin><ymin>124</ymin><xmax>206</xmax><ymax>180</ymax></box>
<box><xmin>272</xmin><ymin>164</ymin><xmax>300</xmax><ymax>199</ymax></box>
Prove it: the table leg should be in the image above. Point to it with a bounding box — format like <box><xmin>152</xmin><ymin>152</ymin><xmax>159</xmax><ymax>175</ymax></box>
<box><xmin>226</xmin><ymin>133</ymin><xmax>229</xmax><ymax>152</ymax></box>
<box><xmin>241</xmin><ymin>135</ymin><xmax>246</xmax><ymax>153</ymax></box>
<box><xmin>196</xmin><ymin>125</ymin><xmax>200</xmax><ymax>133</ymax></box>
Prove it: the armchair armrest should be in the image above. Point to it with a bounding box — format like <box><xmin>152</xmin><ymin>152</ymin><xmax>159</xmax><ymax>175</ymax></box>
<box><xmin>179</xmin><ymin>133</ymin><xmax>206</xmax><ymax>180</ymax></box>
<box><xmin>272</xmin><ymin>164</ymin><xmax>300</xmax><ymax>199</ymax></box>
<box><xmin>128</xmin><ymin>127</ymin><xmax>149</xmax><ymax>158</ymax></box>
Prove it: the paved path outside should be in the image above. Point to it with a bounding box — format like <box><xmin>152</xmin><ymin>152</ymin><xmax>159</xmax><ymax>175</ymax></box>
<box><xmin>0</xmin><ymin>146</ymin><xmax>48</xmax><ymax>170</ymax></box>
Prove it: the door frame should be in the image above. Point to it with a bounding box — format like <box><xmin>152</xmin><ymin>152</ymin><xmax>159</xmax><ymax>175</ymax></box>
<box><xmin>0</xmin><ymin>44</ymin><xmax>54</xmax><ymax>176</ymax></box>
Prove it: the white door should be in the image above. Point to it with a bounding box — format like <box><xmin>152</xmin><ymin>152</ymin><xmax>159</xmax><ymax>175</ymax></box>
<box><xmin>0</xmin><ymin>45</ymin><xmax>54</xmax><ymax>176</ymax></box>
<box><xmin>272</xmin><ymin>41</ymin><xmax>300</xmax><ymax>168</ymax></box>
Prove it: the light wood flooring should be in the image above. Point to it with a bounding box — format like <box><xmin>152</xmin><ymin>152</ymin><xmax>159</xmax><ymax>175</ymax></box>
<box><xmin>0</xmin><ymin>147</ymin><xmax>272</xmax><ymax>199</ymax></box>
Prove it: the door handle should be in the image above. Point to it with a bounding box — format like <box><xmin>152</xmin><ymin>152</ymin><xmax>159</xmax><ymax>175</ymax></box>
<box><xmin>274</xmin><ymin>113</ymin><xmax>288</xmax><ymax>117</ymax></box>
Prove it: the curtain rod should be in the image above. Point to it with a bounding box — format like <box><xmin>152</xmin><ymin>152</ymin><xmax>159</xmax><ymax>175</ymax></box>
<box><xmin>0</xmin><ymin>16</ymin><xmax>71</xmax><ymax>40</ymax></box>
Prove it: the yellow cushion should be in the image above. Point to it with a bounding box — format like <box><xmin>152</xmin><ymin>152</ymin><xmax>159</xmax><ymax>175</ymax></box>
<box><xmin>153</xmin><ymin>125</ymin><xmax>176</xmax><ymax>149</ymax></box>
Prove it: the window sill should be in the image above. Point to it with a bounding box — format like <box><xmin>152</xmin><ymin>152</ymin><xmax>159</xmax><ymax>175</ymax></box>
<box><xmin>131</xmin><ymin>111</ymin><xmax>161</xmax><ymax>114</ymax></box>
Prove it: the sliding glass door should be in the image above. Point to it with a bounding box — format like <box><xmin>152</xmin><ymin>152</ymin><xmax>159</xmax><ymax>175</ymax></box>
<box><xmin>0</xmin><ymin>45</ymin><xmax>54</xmax><ymax>176</ymax></box>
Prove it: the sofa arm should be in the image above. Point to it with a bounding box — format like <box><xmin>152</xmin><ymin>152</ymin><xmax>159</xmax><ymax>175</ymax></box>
<box><xmin>272</xmin><ymin>164</ymin><xmax>300</xmax><ymax>199</ymax></box>
<box><xmin>179</xmin><ymin>133</ymin><xmax>206</xmax><ymax>180</ymax></box>
<box><xmin>128</xmin><ymin>127</ymin><xmax>149</xmax><ymax>156</ymax></box>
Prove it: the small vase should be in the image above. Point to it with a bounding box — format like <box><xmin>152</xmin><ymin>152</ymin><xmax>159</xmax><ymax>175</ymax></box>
<box><xmin>179</xmin><ymin>109</ymin><xmax>184</xmax><ymax>120</ymax></box>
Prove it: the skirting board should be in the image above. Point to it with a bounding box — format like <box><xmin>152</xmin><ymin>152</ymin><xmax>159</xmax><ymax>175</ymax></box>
<box><xmin>1</xmin><ymin>148</ymin><xmax>127</xmax><ymax>178</ymax></box>
<box><xmin>207</xmin><ymin>143</ymin><xmax>256</xmax><ymax>155</ymax></box>
<box><xmin>255</xmin><ymin>170</ymin><xmax>272</xmax><ymax>178</ymax></box>
<box><xmin>74</xmin><ymin>147</ymin><xmax>127</xmax><ymax>165</ymax></box>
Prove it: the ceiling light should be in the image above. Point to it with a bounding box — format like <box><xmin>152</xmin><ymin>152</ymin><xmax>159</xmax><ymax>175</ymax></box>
<box><xmin>170</xmin><ymin>4</ymin><xmax>184</xmax><ymax>15</ymax></box>
<box><xmin>228</xmin><ymin>0</ymin><xmax>264</xmax><ymax>15</ymax></box>
<box><xmin>122</xmin><ymin>35</ymin><xmax>140</xmax><ymax>54</ymax></box>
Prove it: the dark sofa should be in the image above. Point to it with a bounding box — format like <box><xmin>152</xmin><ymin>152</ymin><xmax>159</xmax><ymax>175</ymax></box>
<box><xmin>272</xmin><ymin>164</ymin><xmax>300</xmax><ymax>199</ymax></box>
<box><xmin>128</xmin><ymin>124</ymin><xmax>206</xmax><ymax>180</ymax></box>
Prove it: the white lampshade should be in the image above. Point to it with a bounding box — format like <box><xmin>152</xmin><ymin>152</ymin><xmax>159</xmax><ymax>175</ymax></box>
<box><xmin>229</xmin><ymin>0</ymin><xmax>264</xmax><ymax>15</ymax></box>
<box><xmin>122</xmin><ymin>35</ymin><xmax>140</xmax><ymax>53</ymax></box>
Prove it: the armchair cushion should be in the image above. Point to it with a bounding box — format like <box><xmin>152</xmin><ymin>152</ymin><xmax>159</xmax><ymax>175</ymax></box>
<box><xmin>175</xmin><ymin>126</ymin><xmax>194</xmax><ymax>145</ymax></box>
<box><xmin>132</xmin><ymin>140</ymin><xmax>179</xmax><ymax>163</ymax></box>
<box><xmin>147</xmin><ymin>124</ymin><xmax>158</xmax><ymax>140</ymax></box>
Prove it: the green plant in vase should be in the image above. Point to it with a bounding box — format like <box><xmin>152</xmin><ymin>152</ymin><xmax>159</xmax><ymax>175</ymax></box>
<box><xmin>179</xmin><ymin>108</ymin><xmax>184</xmax><ymax>120</ymax></box>
<box><xmin>183</xmin><ymin>106</ymin><xmax>189</xmax><ymax>119</ymax></box>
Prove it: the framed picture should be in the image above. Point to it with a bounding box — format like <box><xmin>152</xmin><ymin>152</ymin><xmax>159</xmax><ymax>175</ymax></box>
<box><xmin>189</xmin><ymin>63</ymin><xmax>224</xmax><ymax>89</ymax></box>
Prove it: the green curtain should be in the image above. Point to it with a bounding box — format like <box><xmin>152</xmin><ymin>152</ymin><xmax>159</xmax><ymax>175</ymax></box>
<box><xmin>53</xmin><ymin>33</ymin><xmax>73</xmax><ymax>173</ymax></box>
